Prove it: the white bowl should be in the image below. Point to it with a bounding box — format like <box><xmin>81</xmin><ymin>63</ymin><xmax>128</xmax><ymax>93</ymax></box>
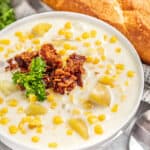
<box><xmin>0</xmin><ymin>12</ymin><xmax>144</xmax><ymax>150</ymax></box>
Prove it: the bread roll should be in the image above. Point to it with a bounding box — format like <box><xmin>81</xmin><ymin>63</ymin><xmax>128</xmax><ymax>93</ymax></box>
<box><xmin>43</xmin><ymin>0</ymin><xmax>150</xmax><ymax>64</ymax></box>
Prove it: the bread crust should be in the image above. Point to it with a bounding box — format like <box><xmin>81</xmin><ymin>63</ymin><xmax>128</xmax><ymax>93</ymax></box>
<box><xmin>43</xmin><ymin>0</ymin><xmax>150</xmax><ymax>64</ymax></box>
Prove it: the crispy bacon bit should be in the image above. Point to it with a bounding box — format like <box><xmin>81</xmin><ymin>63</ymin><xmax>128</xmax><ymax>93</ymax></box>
<box><xmin>5</xmin><ymin>43</ymin><xmax>86</xmax><ymax>95</ymax></box>
<box><xmin>66</xmin><ymin>53</ymin><xmax>86</xmax><ymax>86</ymax></box>
<box><xmin>50</xmin><ymin>68</ymin><xmax>77</xmax><ymax>94</ymax></box>
<box><xmin>39</xmin><ymin>44</ymin><xmax>62</xmax><ymax>71</ymax></box>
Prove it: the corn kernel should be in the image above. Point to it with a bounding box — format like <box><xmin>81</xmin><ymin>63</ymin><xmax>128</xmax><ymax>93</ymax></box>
<box><xmin>82</xmin><ymin>32</ymin><xmax>90</xmax><ymax>39</ymax></box>
<box><xmin>47</xmin><ymin>94</ymin><xmax>54</xmax><ymax>102</ymax></box>
<box><xmin>83</xmin><ymin>42</ymin><xmax>91</xmax><ymax>47</ymax></box>
<box><xmin>0</xmin><ymin>117</ymin><xmax>9</xmax><ymax>125</ymax></box>
<box><xmin>71</xmin><ymin>46</ymin><xmax>77</xmax><ymax>50</ymax></box>
<box><xmin>53</xmin><ymin>116</ymin><xmax>63</xmax><ymax>125</ymax></box>
<box><xmin>0</xmin><ymin>97</ymin><xmax>4</xmax><ymax>104</ymax></box>
<box><xmin>84</xmin><ymin>111</ymin><xmax>93</xmax><ymax>116</ymax></box>
<box><xmin>48</xmin><ymin>142</ymin><xmax>58</xmax><ymax>148</ymax></box>
<box><xmin>65</xmin><ymin>31</ymin><xmax>73</xmax><ymax>39</ymax></box>
<box><xmin>15</xmin><ymin>43</ymin><xmax>22</xmax><ymax>50</ymax></box>
<box><xmin>111</xmin><ymin>104</ymin><xmax>119</xmax><ymax>112</ymax></box>
<box><xmin>58</xmin><ymin>49</ymin><xmax>66</xmax><ymax>55</ymax></box>
<box><xmin>93</xmin><ymin>58</ymin><xmax>99</xmax><ymax>64</ymax></box>
<box><xmin>75</xmin><ymin>37</ymin><xmax>82</xmax><ymax>41</ymax></box>
<box><xmin>0</xmin><ymin>39</ymin><xmax>10</xmax><ymax>45</ymax></box>
<box><xmin>98</xmin><ymin>114</ymin><xmax>106</xmax><ymax>121</ymax></box>
<box><xmin>109</xmin><ymin>36</ymin><xmax>117</xmax><ymax>43</ymax></box>
<box><xmin>0</xmin><ymin>46</ymin><xmax>4</xmax><ymax>52</ymax></box>
<box><xmin>99</xmin><ymin>75</ymin><xmax>115</xmax><ymax>87</ymax></box>
<box><xmin>71</xmin><ymin>109</ymin><xmax>81</xmax><ymax>115</ymax></box>
<box><xmin>124</xmin><ymin>80</ymin><xmax>129</xmax><ymax>86</ymax></box>
<box><xmin>50</xmin><ymin>101</ymin><xmax>57</xmax><ymax>109</ymax></box>
<box><xmin>127</xmin><ymin>70</ymin><xmax>135</xmax><ymax>78</ymax></box>
<box><xmin>32</xmin><ymin>39</ymin><xmax>40</xmax><ymax>45</ymax></box>
<box><xmin>32</xmin><ymin>136</ymin><xmax>40</xmax><ymax>143</ymax></box>
<box><xmin>7</xmin><ymin>99</ymin><xmax>18</xmax><ymax>107</ymax></box>
<box><xmin>86</xmin><ymin>56</ymin><xmax>94</xmax><ymax>63</ymax></box>
<box><xmin>58</xmin><ymin>29</ymin><xmax>65</xmax><ymax>35</ymax></box>
<box><xmin>9</xmin><ymin>125</ymin><xmax>18</xmax><ymax>134</ymax></box>
<box><xmin>94</xmin><ymin>124</ymin><xmax>103</xmax><ymax>135</ymax></box>
<box><xmin>87</xmin><ymin>115</ymin><xmax>98</xmax><ymax>124</ymax></box>
<box><xmin>90</xmin><ymin>30</ymin><xmax>97</xmax><ymax>38</ymax></box>
<box><xmin>28</xmin><ymin>118</ymin><xmax>42</xmax><ymax>129</ymax></box>
<box><xmin>116</xmin><ymin>64</ymin><xmax>125</xmax><ymax>70</ymax></box>
<box><xmin>64</xmin><ymin>22</ymin><xmax>72</xmax><ymax>29</ymax></box>
<box><xmin>95</xmin><ymin>40</ymin><xmax>101</xmax><ymax>46</ymax></box>
<box><xmin>29</xmin><ymin>94</ymin><xmax>37</xmax><ymax>103</ymax></box>
<box><xmin>36</xmin><ymin>127</ymin><xmax>43</xmax><ymax>133</ymax></box>
<box><xmin>15</xmin><ymin>31</ymin><xmax>23</xmax><ymax>37</ymax></box>
<box><xmin>69</xmin><ymin>94</ymin><xmax>74</xmax><ymax>103</ymax></box>
<box><xmin>83</xmin><ymin>101</ymin><xmax>93</xmax><ymax>110</ymax></box>
<box><xmin>63</xmin><ymin>43</ymin><xmax>71</xmax><ymax>50</ymax></box>
<box><xmin>101</xmin><ymin>55</ymin><xmax>106</xmax><ymax>61</ymax></box>
<box><xmin>103</xmin><ymin>35</ymin><xmax>108</xmax><ymax>41</ymax></box>
<box><xmin>28</xmin><ymin>33</ymin><xmax>35</xmax><ymax>39</ymax></box>
<box><xmin>66</xmin><ymin>129</ymin><xmax>73</xmax><ymax>136</ymax></box>
<box><xmin>0</xmin><ymin>107</ymin><xmax>8</xmax><ymax>115</ymax></box>
<box><xmin>115</xmin><ymin>47</ymin><xmax>121</xmax><ymax>53</ymax></box>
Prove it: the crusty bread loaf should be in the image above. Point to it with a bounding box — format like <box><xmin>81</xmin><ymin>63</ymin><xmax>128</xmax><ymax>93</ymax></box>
<box><xmin>43</xmin><ymin>0</ymin><xmax>150</xmax><ymax>64</ymax></box>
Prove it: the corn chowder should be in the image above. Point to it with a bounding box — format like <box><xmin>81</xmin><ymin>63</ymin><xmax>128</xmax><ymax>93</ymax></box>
<box><xmin>0</xmin><ymin>17</ymin><xmax>139</xmax><ymax>150</ymax></box>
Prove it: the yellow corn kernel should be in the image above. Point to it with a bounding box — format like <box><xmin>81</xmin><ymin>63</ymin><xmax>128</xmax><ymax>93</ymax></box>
<box><xmin>0</xmin><ymin>39</ymin><xmax>10</xmax><ymax>45</ymax></box>
<box><xmin>63</xmin><ymin>43</ymin><xmax>71</xmax><ymax>50</ymax></box>
<box><xmin>32</xmin><ymin>39</ymin><xmax>40</xmax><ymax>45</ymax></box>
<box><xmin>99</xmin><ymin>75</ymin><xmax>115</xmax><ymax>87</ymax></box>
<box><xmin>93</xmin><ymin>58</ymin><xmax>100</xmax><ymax>64</ymax></box>
<box><xmin>65</xmin><ymin>31</ymin><xmax>73</xmax><ymax>39</ymax></box>
<box><xmin>47</xmin><ymin>94</ymin><xmax>54</xmax><ymax>102</ymax></box>
<box><xmin>94</xmin><ymin>124</ymin><xmax>103</xmax><ymax>135</ymax></box>
<box><xmin>111</xmin><ymin>104</ymin><xmax>119</xmax><ymax>112</ymax></box>
<box><xmin>29</xmin><ymin>94</ymin><xmax>37</xmax><ymax>103</ymax></box>
<box><xmin>101</xmin><ymin>55</ymin><xmax>106</xmax><ymax>61</ymax></box>
<box><xmin>83</xmin><ymin>101</ymin><xmax>93</xmax><ymax>110</ymax></box>
<box><xmin>82</xmin><ymin>32</ymin><xmax>90</xmax><ymax>39</ymax></box>
<box><xmin>86</xmin><ymin>56</ymin><xmax>94</xmax><ymax>63</ymax></box>
<box><xmin>66</xmin><ymin>129</ymin><xmax>73</xmax><ymax>136</ymax></box>
<box><xmin>124</xmin><ymin>80</ymin><xmax>129</xmax><ymax>86</ymax></box>
<box><xmin>15</xmin><ymin>31</ymin><xmax>23</xmax><ymax>37</ymax></box>
<box><xmin>21</xmin><ymin>116</ymin><xmax>32</xmax><ymax>123</ymax></box>
<box><xmin>50</xmin><ymin>101</ymin><xmax>57</xmax><ymax>109</ymax></box>
<box><xmin>103</xmin><ymin>35</ymin><xmax>108</xmax><ymax>41</ymax></box>
<box><xmin>83</xmin><ymin>42</ymin><xmax>91</xmax><ymax>47</ymax></box>
<box><xmin>90</xmin><ymin>30</ymin><xmax>97</xmax><ymax>38</ymax></box>
<box><xmin>84</xmin><ymin>111</ymin><xmax>93</xmax><ymax>116</ymax></box>
<box><xmin>32</xmin><ymin>136</ymin><xmax>40</xmax><ymax>143</ymax></box>
<box><xmin>28</xmin><ymin>33</ymin><xmax>35</xmax><ymax>39</ymax></box>
<box><xmin>48</xmin><ymin>142</ymin><xmax>58</xmax><ymax>148</ymax></box>
<box><xmin>7</xmin><ymin>99</ymin><xmax>18</xmax><ymax>107</ymax></box>
<box><xmin>53</xmin><ymin>116</ymin><xmax>63</xmax><ymax>125</ymax></box>
<box><xmin>87</xmin><ymin>115</ymin><xmax>98</xmax><ymax>124</ymax></box>
<box><xmin>127</xmin><ymin>70</ymin><xmax>135</xmax><ymax>78</ymax></box>
<box><xmin>64</xmin><ymin>22</ymin><xmax>72</xmax><ymax>29</ymax></box>
<box><xmin>9</xmin><ymin>125</ymin><xmax>18</xmax><ymax>134</ymax></box>
<box><xmin>36</xmin><ymin>127</ymin><xmax>43</xmax><ymax>133</ymax></box>
<box><xmin>75</xmin><ymin>37</ymin><xmax>82</xmax><ymax>41</ymax></box>
<box><xmin>19</xmin><ymin>124</ymin><xmax>27</xmax><ymax>134</ymax></box>
<box><xmin>115</xmin><ymin>47</ymin><xmax>121</xmax><ymax>53</ymax></box>
<box><xmin>71</xmin><ymin>109</ymin><xmax>81</xmax><ymax>115</ymax></box>
<box><xmin>98</xmin><ymin>114</ymin><xmax>106</xmax><ymax>121</ymax></box>
<box><xmin>58</xmin><ymin>29</ymin><xmax>65</xmax><ymax>35</ymax></box>
<box><xmin>58</xmin><ymin>49</ymin><xmax>66</xmax><ymax>55</ymax></box>
<box><xmin>97</xmin><ymin>47</ymin><xmax>104</xmax><ymax>55</ymax></box>
<box><xmin>15</xmin><ymin>43</ymin><xmax>22</xmax><ymax>50</ymax></box>
<box><xmin>17</xmin><ymin>106</ymin><xmax>24</xmax><ymax>113</ymax></box>
<box><xmin>32</xmin><ymin>23</ymin><xmax>52</xmax><ymax>36</ymax></box>
<box><xmin>28</xmin><ymin>118</ymin><xmax>42</xmax><ymax>129</ymax></box>
<box><xmin>0</xmin><ymin>107</ymin><xmax>8</xmax><ymax>115</ymax></box>
<box><xmin>109</xmin><ymin>36</ymin><xmax>117</xmax><ymax>43</ymax></box>
<box><xmin>0</xmin><ymin>97</ymin><xmax>4</xmax><ymax>104</ymax></box>
<box><xmin>95</xmin><ymin>40</ymin><xmax>101</xmax><ymax>46</ymax></box>
<box><xmin>0</xmin><ymin>46</ymin><xmax>4</xmax><ymax>52</ymax></box>
<box><xmin>0</xmin><ymin>117</ymin><xmax>9</xmax><ymax>125</ymax></box>
<box><xmin>115</xmin><ymin>64</ymin><xmax>125</xmax><ymax>70</ymax></box>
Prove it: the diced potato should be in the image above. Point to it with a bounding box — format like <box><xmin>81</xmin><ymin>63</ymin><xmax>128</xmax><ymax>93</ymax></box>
<box><xmin>0</xmin><ymin>80</ymin><xmax>18</xmax><ymax>96</ymax></box>
<box><xmin>89</xmin><ymin>84</ymin><xmax>111</xmax><ymax>106</ymax></box>
<box><xmin>32</xmin><ymin>23</ymin><xmax>52</xmax><ymax>36</ymax></box>
<box><xmin>25</xmin><ymin>103</ymin><xmax>47</xmax><ymax>116</ymax></box>
<box><xmin>68</xmin><ymin>118</ymin><xmax>89</xmax><ymax>140</ymax></box>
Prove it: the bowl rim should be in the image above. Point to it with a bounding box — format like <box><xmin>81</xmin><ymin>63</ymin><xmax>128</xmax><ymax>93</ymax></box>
<box><xmin>0</xmin><ymin>11</ymin><xmax>144</xmax><ymax>150</ymax></box>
